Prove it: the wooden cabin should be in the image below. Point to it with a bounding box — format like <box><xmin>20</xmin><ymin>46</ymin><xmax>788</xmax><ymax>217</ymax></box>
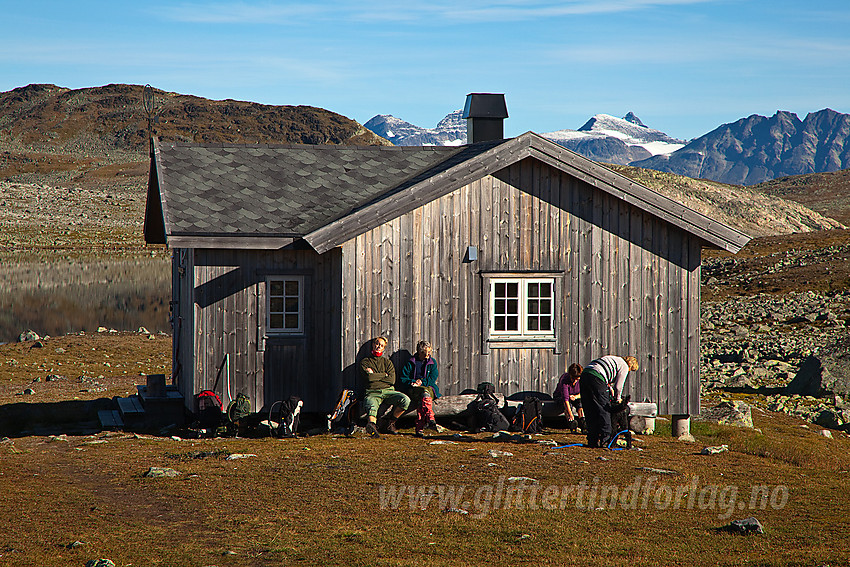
<box><xmin>144</xmin><ymin>94</ymin><xmax>750</xmax><ymax>421</ymax></box>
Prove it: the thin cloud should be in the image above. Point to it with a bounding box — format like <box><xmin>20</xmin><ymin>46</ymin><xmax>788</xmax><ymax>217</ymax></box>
<box><xmin>159</xmin><ymin>0</ymin><xmax>717</xmax><ymax>24</ymax></box>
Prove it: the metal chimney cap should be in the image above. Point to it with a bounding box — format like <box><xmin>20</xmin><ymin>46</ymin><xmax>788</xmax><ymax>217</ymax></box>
<box><xmin>462</xmin><ymin>93</ymin><xmax>508</xmax><ymax>119</ymax></box>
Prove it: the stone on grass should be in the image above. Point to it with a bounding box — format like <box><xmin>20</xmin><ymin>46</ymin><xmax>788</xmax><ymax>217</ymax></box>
<box><xmin>639</xmin><ymin>467</ymin><xmax>679</xmax><ymax>475</ymax></box>
<box><xmin>701</xmin><ymin>444</ymin><xmax>730</xmax><ymax>455</ymax></box>
<box><xmin>722</xmin><ymin>517</ymin><xmax>764</xmax><ymax>535</ymax></box>
<box><xmin>225</xmin><ymin>453</ymin><xmax>257</xmax><ymax>461</ymax></box>
<box><xmin>820</xmin><ymin>430</ymin><xmax>834</xmax><ymax>439</ymax></box>
<box><xmin>507</xmin><ymin>476</ymin><xmax>538</xmax><ymax>483</ymax></box>
<box><xmin>143</xmin><ymin>467</ymin><xmax>180</xmax><ymax>478</ymax></box>
<box><xmin>487</xmin><ymin>449</ymin><xmax>513</xmax><ymax>458</ymax></box>
<box><xmin>85</xmin><ymin>560</ymin><xmax>116</xmax><ymax>567</ymax></box>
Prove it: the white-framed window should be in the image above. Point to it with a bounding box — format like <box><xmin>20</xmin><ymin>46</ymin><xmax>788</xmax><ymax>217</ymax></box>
<box><xmin>481</xmin><ymin>272</ymin><xmax>562</xmax><ymax>351</ymax></box>
<box><xmin>490</xmin><ymin>277</ymin><xmax>555</xmax><ymax>338</ymax></box>
<box><xmin>266</xmin><ymin>276</ymin><xmax>304</xmax><ymax>334</ymax></box>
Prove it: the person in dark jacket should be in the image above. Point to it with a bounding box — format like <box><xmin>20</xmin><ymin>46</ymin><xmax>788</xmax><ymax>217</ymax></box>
<box><xmin>360</xmin><ymin>336</ymin><xmax>410</xmax><ymax>437</ymax></box>
<box><xmin>400</xmin><ymin>340</ymin><xmax>440</xmax><ymax>437</ymax></box>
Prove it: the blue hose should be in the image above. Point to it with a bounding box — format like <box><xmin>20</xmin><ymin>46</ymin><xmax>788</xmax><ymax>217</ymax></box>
<box><xmin>552</xmin><ymin>429</ymin><xmax>631</xmax><ymax>450</ymax></box>
<box><xmin>607</xmin><ymin>429</ymin><xmax>630</xmax><ymax>449</ymax></box>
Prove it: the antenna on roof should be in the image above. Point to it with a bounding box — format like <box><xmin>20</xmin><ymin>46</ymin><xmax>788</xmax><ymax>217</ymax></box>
<box><xmin>143</xmin><ymin>84</ymin><xmax>157</xmax><ymax>156</ymax></box>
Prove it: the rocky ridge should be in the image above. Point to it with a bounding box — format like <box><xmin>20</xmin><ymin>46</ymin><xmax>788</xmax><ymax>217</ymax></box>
<box><xmin>634</xmin><ymin>108</ymin><xmax>850</xmax><ymax>186</ymax></box>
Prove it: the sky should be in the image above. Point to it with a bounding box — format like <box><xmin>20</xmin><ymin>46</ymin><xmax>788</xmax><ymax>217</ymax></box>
<box><xmin>2</xmin><ymin>0</ymin><xmax>849</xmax><ymax>141</ymax></box>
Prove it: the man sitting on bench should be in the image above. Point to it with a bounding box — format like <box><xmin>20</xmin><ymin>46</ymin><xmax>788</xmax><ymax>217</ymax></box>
<box><xmin>361</xmin><ymin>336</ymin><xmax>410</xmax><ymax>437</ymax></box>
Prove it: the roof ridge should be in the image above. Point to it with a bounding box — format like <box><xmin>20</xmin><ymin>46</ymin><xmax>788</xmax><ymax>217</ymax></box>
<box><xmin>154</xmin><ymin>136</ymin><xmax>464</xmax><ymax>151</ymax></box>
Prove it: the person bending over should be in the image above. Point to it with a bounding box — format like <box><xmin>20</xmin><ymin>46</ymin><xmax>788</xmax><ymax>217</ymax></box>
<box><xmin>579</xmin><ymin>355</ymin><xmax>638</xmax><ymax>448</ymax></box>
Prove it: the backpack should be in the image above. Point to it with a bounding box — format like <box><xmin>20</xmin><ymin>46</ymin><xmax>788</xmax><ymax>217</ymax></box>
<box><xmin>467</xmin><ymin>384</ymin><xmax>510</xmax><ymax>433</ymax></box>
<box><xmin>511</xmin><ymin>396</ymin><xmax>544</xmax><ymax>434</ymax></box>
<box><xmin>196</xmin><ymin>390</ymin><xmax>223</xmax><ymax>429</ymax></box>
<box><xmin>327</xmin><ymin>389</ymin><xmax>357</xmax><ymax>433</ymax></box>
<box><xmin>270</xmin><ymin>396</ymin><xmax>303</xmax><ymax>438</ymax></box>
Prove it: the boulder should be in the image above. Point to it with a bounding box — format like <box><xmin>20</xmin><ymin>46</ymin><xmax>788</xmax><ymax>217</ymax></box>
<box><xmin>17</xmin><ymin>330</ymin><xmax>40</xmax><ymax>342</ymax></box>
<box><xmin>143</xmin><ymin>467</ymin><xmax>180</xmax><ymax>478</ymax></box>
<box><xmin>699</xmin><ymin>400</ymin><xmax>754</xmax><ymax>428</ymax></box>
<box><xmin>722</xmin><ymin>517</ymin><xmax>764</xmax><ymax>535</ymax></box>
<box><xmin>784</xmin><ymin>354</ymin><xmax>850</xmax><ymax>397</ymax></box>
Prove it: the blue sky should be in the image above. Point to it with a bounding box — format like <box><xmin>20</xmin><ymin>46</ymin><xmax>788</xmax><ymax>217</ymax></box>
<box><xmin>2</xmin><ymin>0</ymin><xmax>849</xmax><ymax>140</ymax></box>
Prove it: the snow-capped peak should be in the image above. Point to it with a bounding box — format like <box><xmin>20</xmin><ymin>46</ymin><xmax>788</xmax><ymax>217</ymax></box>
<box><xmin>544</xmin><ymin>112</ymin><xmax>685</xmax><ymax>158</ymax></box>
<box><xmin>364</xmin><ymin>110</ymin><xmax>465</xmax><ymax>146</ymax></box>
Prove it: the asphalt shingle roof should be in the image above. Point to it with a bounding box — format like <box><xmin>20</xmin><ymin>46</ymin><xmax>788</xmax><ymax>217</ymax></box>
<box><xmin>154</xmin><ymin>140</ymin><xmax>500</xmax><ymax>236</ymax></box>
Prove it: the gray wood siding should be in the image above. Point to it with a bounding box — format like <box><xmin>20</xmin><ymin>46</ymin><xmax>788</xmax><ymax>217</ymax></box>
<box><xmin>340</xmin><ymin>158</ymin><xmax>702</xmax><ymax>415</ymax></box>
<box><xmin>186</xmin><ymin>247</ymin><xmax>342</xmax><ymax>413</ymax></box>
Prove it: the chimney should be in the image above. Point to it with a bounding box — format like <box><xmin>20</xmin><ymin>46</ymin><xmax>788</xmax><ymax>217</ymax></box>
<box><xmin>462</xmin><ymin>93</ymin><xmax>508</xmax><ymax>143</ymax></box>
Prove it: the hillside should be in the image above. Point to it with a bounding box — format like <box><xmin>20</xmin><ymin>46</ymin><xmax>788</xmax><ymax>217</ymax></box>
<box><xmin>606</xmin><ymin>164</ymin><xmax>843</xmax><ymax>236</ymax></box>
<box><xmin>0</xmin><ymin>83</ymin><xmax>388</xmax><ymax>186</ymax></box>
<box><xmin>752</xmin><ymin>168</ymin><xmax>850</xmax><ymax>227</ymax></box>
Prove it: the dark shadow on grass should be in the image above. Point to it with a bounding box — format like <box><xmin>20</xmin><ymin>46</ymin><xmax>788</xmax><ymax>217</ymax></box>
<box><xmin>0</xmin><ymin>399</ymin><xmax>115</xmax><ymax>438</ymax></box>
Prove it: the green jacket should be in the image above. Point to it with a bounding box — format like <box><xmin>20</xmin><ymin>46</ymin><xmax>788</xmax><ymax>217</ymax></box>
<box><xmin>399</xmin><ymin>356</ymin><xmax>440</xmax><ymax>398</ymax></box>
<box><xmin>360</xmin><ymin>355</ymin><xmax>396</xmax><ymax>390</ymax></box>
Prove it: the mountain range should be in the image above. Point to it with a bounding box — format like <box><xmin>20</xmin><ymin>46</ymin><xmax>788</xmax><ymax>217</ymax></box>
<box><xmin>363</xmin><ymin>108</ymin><xmax>850</xmax><ymax>187</ymax></box>
<box><xmin>634</xmin><ymin>109</ymin><xmax>850</xmax><ymax>185</ymax></box>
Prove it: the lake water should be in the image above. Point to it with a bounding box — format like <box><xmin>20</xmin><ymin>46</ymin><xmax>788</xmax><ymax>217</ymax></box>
<box><xmin>0</xmin><ymin>257</ymin><xmax>171</xmax><ymax>343</ymax></box>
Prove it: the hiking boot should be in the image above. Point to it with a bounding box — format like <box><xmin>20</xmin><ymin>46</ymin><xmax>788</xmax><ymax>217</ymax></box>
<box><xmin>365</xmin><ymin>422</ymin><xmax>380</xmax><ymax>438</ymax></box>
<box><xmin>426</xmin><ymin>420</ymin><xmax>439</xmax><ymax>432</ymax></box>
<box><xmin>577</xmin><ymin>417</ymin><xmax>586</xmax><ymax>433</ymax></box>
<box><xmin>385</xmin><ymin>418</ymin><xmax>399</xmax><ymax>435</ymax></box>
<box><xmin>414</xmin><ymin>430</ymin><xmax>424</xmax><ymax>438</ymax></box>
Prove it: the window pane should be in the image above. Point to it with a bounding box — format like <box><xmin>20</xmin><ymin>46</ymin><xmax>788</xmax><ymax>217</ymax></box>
<box><xmin>285</xmin><ymin>297</ymin><xmax>299</xmax><ymax>313</ymax></box>
<box><xmin>506</xmin><ymin>315</ymin><xmax>519</xmax><ymax>331</ymax></box>
<box><xmin>540</xmin><ymin>317</ymin><xmax>551</xmax><ymax>331</ymax></box>
<box><xmin>284</xmin><ymin>280</ymin><xmax>299</xmax><ymax>296</ymax></box>
<box><xmin>507</xmin><ymin>299</ymin><xmax>519</xmax><ymax>314</ymax></box>
<box><xmin>506</xmin><ymin>282</ymin><xmax>519</xmax><ymax>297</ymax></box>
<box><xmin>494</xmin><ymin>316</ymin><xmax>506</xmax><ymax>331</ymax></box>
<box><xmin>270</xmin><ymin>297</ymin><xmax>284</xmax><ymax>313</ymax></box>
<box><xmin>540</xmin><ymin>299</ymin><xmax>551</xmax><ymax>315</ymax></box>
<box><xmin>270</xmin><ymin>314</ymin><xmax>284</xmax><ymax>329</ymax></box>
<box><xmin>494</xmin><ymin>299</ymin><xmax>506</xmax><ymax>315</ymax></box>
<box><xmin>528</xmin><ymin>317</ymin><xmax>539</xmax><ymax>331</ymax></box>
<box><xmin>495</xmin><ymin>282</ymin><xmax>506</xmax><ymax>297</ymax></box>
<box><xmin>528</xmin><ymin>299</ymin><xmax>539</xmax><ymax>315</ymax></box>
<box><xmin>284</xmin><ymin>314</ymin><xmax>299</xmax><ymax>329</ymax></box>
<box><xmin>528</xmin><ymin>282</ymin><xmax>539</xmax><ymax>297</ymax></box>
<box><xmin>270</xmin><ymin>281</ymin><xmax>284</xmax><ymax>296</ymax></box>
<box><xmin>540</xmin><ymin>282</ymin><xmax>551</xmax><ymax>297</ymax></box>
